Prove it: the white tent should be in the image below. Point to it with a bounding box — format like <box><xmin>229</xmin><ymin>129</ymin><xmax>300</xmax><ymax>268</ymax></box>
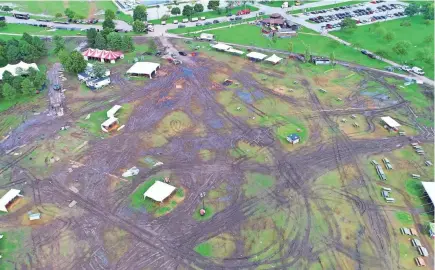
<box><xmin>144</xmin><ymin>181</ymin><xmax>176</xmax><ymax>202</ymax></box>
<box><xmin>211</xmin><ymin>43</ymin><xmax>232</xmax><ymax>51</ymax></box>
<box><xmin>422</xmin><ymin>182</ymin><xmax>435</xmax><ymax>208</ymax></box>
<box><xmin>265</xmin><ymin>54</ymin><xmax>283</xmax><ymax>64</ymax></box>
<box><xmin>107</xmin><ymin>105</ymin><xmax>122</xmax><ymax>118</ymax></box>
<box><xmin>126</xmin><ymin>62</ymin><xmax>160</xmax><ymax>78</ymax></box>
<box><xmin>246</xmin><ymin>52</ymin><xmax>268</xmax><ymax>61</ymax></box>
<box><xmin>0</xmin><ymin>61</ymin><xmax>39</xmax><ymax>80</ymax></box>
<box><xmin>381</xmin><ymin>116</ymin><xmax>401</xmax><ymax>128</ymax></box>
<box><xmin>0</xmin><ymin>189</ymin><xmax>22</xmax><ymax>212</ymax></box>
<box><xmin>227</xmin><ymin>48</ymin><xmax>244</xmax><ymax>55</ymax></box>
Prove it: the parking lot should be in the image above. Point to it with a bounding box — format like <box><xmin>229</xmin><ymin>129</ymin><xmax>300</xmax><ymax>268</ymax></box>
<box><xmin>299</xmin><ymin>0</ymin><xmax>408</xmax><ymax>31</ymax></box>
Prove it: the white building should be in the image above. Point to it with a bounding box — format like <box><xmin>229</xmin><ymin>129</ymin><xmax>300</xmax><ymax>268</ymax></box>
<box><xmin>101</xmin><ymin>117</ymin><xmax>119</xmax><ymax>133</ymax></box>
<box><xmin>144</xmin><ymin>181</ymin><xmax>176</xmax><ymax>203</ymax></box>
<box><xmin>246</xmin><ymin>52</ymin><xmax>268</xmax><ymax>61</ymax></box>
<box><xmin>86</xmin><ymin>77</ymin><xmax>111</xmax><ymax>89</ymax></box>
<box><xmin>126</xmin><ymin>62</ymin><xmax>160</xmax><ymax>79</ymax></box>
<box><xmin>0</xmin><ymin>189</ymin><xmax>22</xmax><ymax>212</ymax></box>
<box><xmin>381</xmin><ymin>116</ymin><xmax>401</xmax><ymax>131</ymax></box>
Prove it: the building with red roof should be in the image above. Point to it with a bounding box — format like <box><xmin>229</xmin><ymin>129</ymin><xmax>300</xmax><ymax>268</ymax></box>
<box><xmin>82</xmin><ymin>48</ymin><xmax>124</xmax><ymax>63</ymax></box>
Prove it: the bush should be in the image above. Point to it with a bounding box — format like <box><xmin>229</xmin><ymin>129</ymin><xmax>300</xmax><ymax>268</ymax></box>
<box><xmin>400</xmin><ymin>20</ymin><xmax>411</xmax><ymax>27</ymax></box>
<box><xmin>161</xmin><ymin>14</ymin><xmax>169</xmax><ymax>21</ymax></box>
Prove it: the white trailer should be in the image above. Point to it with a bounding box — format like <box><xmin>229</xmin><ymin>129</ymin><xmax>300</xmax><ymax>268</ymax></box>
<box><xmin>86</xmin><ymin>77</ymin><xmax>111</xmax><ymax>89</ymax></box>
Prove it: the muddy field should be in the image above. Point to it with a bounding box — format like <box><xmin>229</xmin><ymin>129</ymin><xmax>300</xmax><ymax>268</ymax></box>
<box><xmin>0</xmin><ymin>37</ymin><xmax>433</xmax><ymax>269</ymax></box>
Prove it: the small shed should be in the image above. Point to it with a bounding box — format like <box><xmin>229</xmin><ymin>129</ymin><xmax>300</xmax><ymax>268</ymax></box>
<box><xmin>381</xmin><ymin>116</ymin><xmax>401</xmax><ymax>131</ymax></box>
<box><xmin>28</xmin><ymin>212</ymin><xmax>41</xmax><ymax>221</ymax></box>
<box><xmin>265</xmin><ymin>54</ymin><xmax>283</xmax><ymax>64</ymax></box>
<box><xmin>286</xmin><ymin>134</ymin><xmax>300</xmax><ymax>144</ymax></box>
<box><xmin>101</xmin><ymin>117</ymin><xmax>119</xmax><ymax>133</ymax></box>
<box><xmin>246</xmin><ymin>52</ymin><xmax>268</xmax><ymax>61</ymax></box>
<box><xmin>144</xmin><ymin>181</ymin><xmax>176</xmax><ymax>202</ymax></box>
<box><xmin>415</xmin><ymin>257</ymin><xmax>426</xmax><ymax>267</ymax></box>
<box><xmin>126</xmin><ymin>62</ymin><xmax>160</xmax><ymax>79</ymax></box>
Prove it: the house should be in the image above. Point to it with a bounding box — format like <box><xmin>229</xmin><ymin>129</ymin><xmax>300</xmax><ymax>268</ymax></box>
<box><xmin>82</xmin><ymin>48</ymin><xmax>124</xmax><ymax>63</ymax></box>
<box><xmin>381</xmin><ymin>116</ymin><xmax>401</xmax><ymax>131</ymax></box>
<box><xmin>86</xmin><ymin>77</ymin><xmax>111</xmax><ymax>89</ymax></box>
<box><xmin>246</xmin><ymin>52</ymin><xmax>268</xmax><ymax>62</ymax></box>
<box><xmin>0</xmin><ymin>61</ymin><xmax>39</xmax><ymax>80</ymax></box>
<box><xmin>126</xmin><ymin>62</ymin><xmax>160</xmax><ymax>79</ymax></box>
<box><xmin>0</xmin><ymin>189</ymin><xmax>23</xmax><ymax>212</ymax></box>
<box><xmin>286</xmin><ymin>134</ymin><xmax>300</xmax><ymax>144</ymax></box>
<box><xmin>310</xmin><ymin>56</ymin><xmax>331</xmax><ymax>65</ymax></box>
<box><xmin>144</xmin><ymin>181</ymin><xmax>176</xmax><ymax>202</ymax></box>
<box><xmin>101</xmin><ymin>117</ymin><xmax>119</xmax><ymax>132</ymax></box>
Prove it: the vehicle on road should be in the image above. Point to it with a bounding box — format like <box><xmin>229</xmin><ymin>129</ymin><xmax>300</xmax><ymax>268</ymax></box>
<box><xmin>182</xmin><ymin>18</ymin><xmax>188</xmax><ymax>23</ymax></box>
<box><xmin>237</xmin><ymin>9</ymin><xmax>251</xmax><ymax>16</ymax></box>
<box><xmin>205</xmin><ymin>21</ymin><xmax>212</xmax><ymax>25</ymax></box>
<box><xmin>213</xmin><ymin>19</ymin><xmax>220</xmax><ymax>24</ymax></box>
<box><xmin>196</xmin><ymin>22</ymin><xmax>202</xmax><ymax>26</ymax></box>
<box><xmin>191</xmin><ymin>17</ymin><xmax>198</xmax><ymax>22</ymax></box>
<box><xmin>53</xmin><ymin>84</ymin><xmax>61</xmax><ymax>92</ymax></box>
<box><xmin>411</xmin><ymin>67</ymin><xmax>424</xmax><ymax>75</ymax></box>
<box><xmin>173</xmin><ymin>20</ymin><xmax>179</xmax><ymax>24</ymax></box>
<box><xmin>200</xmin><ymin>16</ymin><xmax>206</xmax><ymax>20</ymax></box>
<box><xmin>161</xmin><ymin>21</ymin><xmax>166</xmax><ymax>25</ymax></box>
<box><xmin>178</xmin><ymin>24</ymin><xmax>185</xmax><ymax>28</ymax></box>
<box><xmin>401</xmin><ymin>65</ymin><xmax>411</xmax><ymax>72</ymax></box>
<box><xmin>179</xmin><ymin>51</ymin><xmax>187</xmax><ymax>56</ymax></box>
<box><xmin>13</xmin><ymin>13</ymin><xmax>30</xmax><ymax>20</ymax></box>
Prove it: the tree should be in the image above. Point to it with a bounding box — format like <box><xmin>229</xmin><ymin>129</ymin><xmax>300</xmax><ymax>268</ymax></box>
<box><xmin>194</xmin><ymin>3</ymin><xmax>204</xmax><ymax>13</ymax></box>
<box><xmin>422</xmin><ymin>3</ymin><xmax>434</xmax><ymax>20</ymax></box>
<box><xmin>207</xmin><ymin>0</ymin><xmax>220</xmax><ymax>10</ymax></box>
<box><xmin>183</xmin><ymin>5</ymin><xmax>194</xmax><ymax>18</ymax></box>
<box><xmin>171</xmin><ymin>7</ymin><xmax>181</xmax><ymax>15</ymax></box>
<box><xmin>22</xmin><ymin>32</ymin><xmax>33</xmax><ymax>45</ymax></box>
<box><xmin>107</xmin><ymin>32</ymin><xmax>123</xmax><ymax>50</ymax></box>
<box><xmin>86</xmin><ymin>28</ymin><xmax>98</xmax><ymax>47</ymax></box>
<box><xmin>92</xmin><ymin>62</ymin><xmax>107</xmax><ymax>78</ymax></box>
<box><xmin>121</xmin><ymin>36</ymin><xmax>134</xmax><ymax>52</ymax></box>
<box><xmin>18</xmin><ymin>40</ymin><xmax>37</xmax><ymax>62</ymax></box>
<box><xmin>330</xmin><ymin>51</ymin><xmax>335</xmax><ymax>65</ymax></box>
<box><xmin>103</xmin><ymin>9</ymin><xmax>116</xmax><ymax>30</ymax></box>
<box><xmin>2</xmin><ymin>83</ymin><xmax>17</xmax><ymax>100</ymax></box>
<box><xmin>341</xmin><ymin>17</ymin><xmax>357</xmax><ymax>32</ymax></box>
<box><xmin>384</xmin><ymin>32</ymin><xmax>395</xmax><ymax>42</ymax></box>
<box><xmin>2</xmin><ymin>71</ymin><xmax>13</xmax><ymax>85</ymax></box>
<box><xmin>133</xmin><ymin>20</ymin><xmax>146</xmax><ymax>33</ymax></box>
<box><xmin>58</xmin><ymin>49</ymin><xmax>69</xmax><ymax>65</ymax></box>
<box><xmin>392</xmin><ymin>41</ymin><xmax>411</xmax><ymax>58</ymax></box>
<box><xmin>64</xmin><ymin>8</ymin><xmax>75</xmax><ymax>19</ymax></box>
<box><xmin>63</xmin><ymin>51</ymin><xmax>87</xmax><ymax>73</ymax></box>
<box><xmin>53</xmin><ymin>35</ymin><xmax>65</xmax><ymax>54</ymax></box>
<box><xmin>94</xmin><ymin>32</ymin><xmax>107</xmax><ymax>49</ymax></box>
<box><xmin>32</xmin><ymin>71</ymin><xmax>46</xmax><ymax>89</ymax></box>
<box><xmin>31</xmin><ymin>36</ymin><xmax>47</xmax><ymax>56</ymax></box>
<box><xmin>0</xmin><ymin>21</ymin><xmax>6</xmax><ymax>28</ymax></box>
<box><xmin>304</xmin><ymin>46</ymin><xmax>311</xmax><ymax>63</ymax></box>
<box><xmin>400</xmin><ymin>20</ymin><xmax>411</xmax><ymax>27</ymax></box>
<box><xmin>12</xmin><ymin>76</ymin><xmax>23</xmax><ymax>90</ymax></box>
<box><xmin>288</xmin><ymin>42</ymin><xmax>293</xmax><ymax>53</ymax></box>
<box><xmin>404</xmin><ymin>3</ymin><xmax>420</xmax><ymax>17</ymax></box>
<box><xmin>416</xmin><ymin>48</ymin><xmax>433</xmax><ymax>64</ymax></box>
<box><xmin>21</xmin><ymin>78</ymin><xmax>36</xmax><ymax>95</ymax></box>
<box><xmin>133</xmin><ymin>5</ymin><xmax>147</xmax><ymax>21</ymax></box>
<box><xmin>55</xmin><ymin>13</ymin><xmax>63</xmax><ymax>18</ymax></box>
<box><xmin>6</xmin><ymin>45</ymin><xmax>19</xmax><ymax>63</ymax></box>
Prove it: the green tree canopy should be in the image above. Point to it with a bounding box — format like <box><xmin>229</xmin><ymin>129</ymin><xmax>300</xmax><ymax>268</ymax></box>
<box><xmin>94</xmin><ymin>32</ymin><xmax>107</xmax><ymax>49</ymax></box>
<box><xmin>53</xmin><ymin>35</ymin><xmax>65</xmax><ymax>54</ymax></box>
<box><xmin>2</xmin><ymin>83</ymin><xmax>17</xmax><ymax>100</ymax></box>
<box><xmin>133</xmin><ymin>5</ymin><xmax>147</xmax><ymax>21</ymax></box>
<box><xmin>107</xmin><ymin>32</ymin><xmax>123</xmax><ymax>51</ymax></box>
<box><xmin>194</xmin><ymin>3</ymin><xmax>204</xmax><ymax>13</ymax></box>
<box><xmin>392</xmin><ymin>40</ymin><xmax>411</xmax><ymax>57</ymax></box>
<box><xmin>404</xmin><ymin>3</ymin><xmax>419</xmax><ymax>17</ymax></box>
<box><xmin>21</xmin><ymin>78</ymin><xmax>36</xmax><ymax>95</ymax></box>
<box><xmin>86</xmin><ymin>28</ymin><xmax>98</xmax><ymax>47</ymax></box>
<box><xmin>207</xmin><ymin>0</ymin><xmax>220</xmax><ymax>10</ymax></box>
<box><xmin>183</xmin><ymin>5</ymin><xmax>194</xmax><ymax>18</ymax></box>
<box><xmin>92</xmin><ymin>62</ymin><xmax>107</xmax><ymax>78</ymax></box>
<box><xmin>133</xmin><ymin>20</ymin><xmax>146</xmax><ymax>33</ymax></box>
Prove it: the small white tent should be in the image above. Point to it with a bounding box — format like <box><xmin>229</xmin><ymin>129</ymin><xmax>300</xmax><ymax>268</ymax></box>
<box><xmin>265</xmin><ymin>54</ymin><xmax>283</xmax><ymax>64</ymax></box>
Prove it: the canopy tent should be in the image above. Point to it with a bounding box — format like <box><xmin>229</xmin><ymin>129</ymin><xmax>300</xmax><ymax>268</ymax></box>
<box><xmin>107</xmin><ymin>105</ymin><xmax>122</xmax><ymax>118</ymax></box>
<box><xmin>246</xmin><ymin>52</ymin><xmax>268</xmax><ymax>61</ymax></box>
<box><xmin>265</xmin><ymin>54</ymin><xmax>283</xmax><ymax>64</ymax></box>
<box><xmin>422</xmin><ymin>182</ymin><xmax>435</xmax><ymax>208</ymax></box>
<box><xmin>0</xmin><ymin>189</ymin><xmax>22</xmax><ymax>212</ymax></box>
<box><xmin>126</xmin><ymin>62</ymin><xmax>160</xmax><ymax>78</ymax></box>
<box><xmin>211</xmin><ymin>43</ymin><xmax>232</xmax><ymax>51</ymax></box>
<box><xmin>82</xmin><ymin>48</ymin><xmax>124</xmax><ymax>63</ymax></box>
<box><xmin>144</xmin><ymin>181</ymin><xmax>176</xmax><ymax>202</ymax></box>
<box><xmin>0</xmin><ymin>61</ymin><xmax>39</xmax><ymax>80</ymax></box>
<box><xmin>381</xmin><ymin>116</ymin><xmax>401</xmax><ymax>129</ymax></box>
<box><xmin>227</xmin><ymin>48</ymin><xmax>244</xmax><ymax>55</ymax></box>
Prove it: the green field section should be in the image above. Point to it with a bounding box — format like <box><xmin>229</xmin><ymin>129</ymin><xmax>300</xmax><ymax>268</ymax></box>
<box><xmin>333</xmin><ymin>15</ymin><xmax>434</xmax><ymax>79</ymax></box>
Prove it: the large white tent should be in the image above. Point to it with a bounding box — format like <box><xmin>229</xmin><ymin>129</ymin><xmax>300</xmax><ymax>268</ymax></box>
<box><xmin>422</xmin><ymin>182</ymin><xmax>435</xmax><ymax>208</ymax></box>
<box><xmin>126</xmin><ymin>62</ymin><xmax>160</xmax><ymax>78</ymax></box>
<box><xmin>246</xmin><ymin>52</ymin><xmax>268</xmax><ymax>61</ymax></box>
<box><xmin>381</xmin><ymin>116</ymin><xmax>401</xmax><ymax>129</ymax></box>
<box><xmin>144</xmin><ymin>181</ymin><xmax>176</xmax><ymax>202</ymax></box>
<box><xmin>265</xmin><ymin>54</ymin><xmax>283</xmax><ymax>64</ymax></box>
<box><xmin>0</xmin><ymin>61</ymin><xmax>39</xmax><ymax>80</ymax></box>
<box><xmin>0</xmin><ymin>189</ymin><xmax>22</xmax><ymax>212</ymax></box>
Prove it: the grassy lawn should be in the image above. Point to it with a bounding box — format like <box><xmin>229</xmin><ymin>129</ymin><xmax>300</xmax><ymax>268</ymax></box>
<box><xmin>243</xmin><ymin>172</ymin><xmax>275</xmax><ymax>198</ymax></box>
<box><xmin>7</xmin><ymin>1</ymin><xmax>118</xmax><ymax>18</ymax></box>
<box><xmin>333</xmin><ymin>15</ymin><xmax>434</xmax><ymax>79</ymax></box>
<box><xmin>202</xmin><ymin>24</ymin><xmax>386</xmax><ymax>69</ymax></box>
<box><xmin>289</xmin><ymin>1</ymin><xmax>366</xmax><ymax>14</ymax></box>
<box><xmin>149</xmin><ymin>5</ymin><xmax>259</xmax><ymax>25</ymax></box>
<box><xmin>194</xmin><ymin>234</ymin><xmax>236</xmax><ymax>258</ymax></box>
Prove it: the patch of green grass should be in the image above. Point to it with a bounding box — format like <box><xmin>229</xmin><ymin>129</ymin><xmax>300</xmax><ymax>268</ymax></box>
<box><xmin>0</xmin><ymin>227</ymin><xmax>31</xmax><ymax>263</ymax></box>
<box><xmin>192</xmin><ymin>205</ymin><xmax>215</xmax><ymax>221</ymax></box>
<box><xmin>194</xmin><ymin>234</ymin><xmax>236</xmax><ymax>258</ymax></box>
<box><xmin>243</xmin><ymin>172</ymin><xmax>275</xmax><ymax>197</ymax></box>
<box><xmin>394</xmin><ymin>211</ymin><xmax>413</xmax><ymax>226</ymax></box>
<box><xmin>333</xmin><ymin>15</ymin><xmax>434</xmax><ymax>79</ymax></box>
<box><xmin>194</xmin><ymin>242</ymin><xmax>213</xmax><ymax>257</ymax></box>
<box><xmin>149</xmin><ymin>5</ymin><xmax>259</xmax><ymax>24</ymax></box>
<box><xmin>316</xmin><ymin>170</ymin><xmax>341</xmax><ymax>187</ymax></box>
<box><xmin>76</xmin><ymin>109</ymin><xmax>108</xmax><ymax>137</ymax></box>
<box><xmin>405</xmin><ymin>180</ymin><xmax>424</xmax><ymax>197</ymax></box>
<box><xmin>199</xmin><ymin>149</ymin><xmax>214</xmax><ymax>161</ymax></box>
<box><xmin>204</xmin><ymin>24</ymin><xmax>385</xmax><ymax>69</ymax></box>
<box><xmin>176</xmin><ymin>188</ymin><xmax>184</xmax><ymax>197</ymax></box>
<box><xmin>275</xmin><ymin>119</ymin><xmax>308</xmax><ymax>145</ymax></box>
<box><xmin>230</xmin><ymin>140</ymin><xmax>273</xmax><ymax>164</ymax></box>
<box><xmin>0</xmin><ymin>114</ymin><xmax>23</xmax><ymax>138</ymax></box>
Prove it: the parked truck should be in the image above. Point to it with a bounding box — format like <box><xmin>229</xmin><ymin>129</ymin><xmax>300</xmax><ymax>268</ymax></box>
<box><xmin>237</xmin><ymin>9</ymin><xmax>251</xmax><ymax>15</ymax></box>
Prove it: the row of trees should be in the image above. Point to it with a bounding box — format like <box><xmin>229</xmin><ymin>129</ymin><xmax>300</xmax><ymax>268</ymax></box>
<box><xmin>171</xmin><ymin>3</ymin><xmax>204</xmax><ymax>17</ymax></box>
<box><xmin>1</xmin><ymin>67</ymin><xmax>46</xmax><ymax>100</ymax></box>
<box><xmin>405</xmin><ymin>2</ymin><xmax>434</xmax><ymax>20</ymax></box>
<box><xmin>0</xmin><ymin>33</ymin><xmax>47</xmax><ymax>67</ymax></box>
<box><xmin>86</xmin><ymin>28</ymin><xmax>134</xmax><ymax>51</ymax></box>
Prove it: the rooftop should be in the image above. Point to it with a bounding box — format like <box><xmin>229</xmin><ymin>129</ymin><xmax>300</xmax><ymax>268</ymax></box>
<box><xmin>144</xmin><ymin>181</ymin><xmax>176</xmax><ymax>202</ymax></box>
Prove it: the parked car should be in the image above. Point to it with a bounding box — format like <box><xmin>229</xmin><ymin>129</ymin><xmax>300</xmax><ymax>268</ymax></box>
<box><xmin>178</xmin><ymin>24</ymin><xmax>185</xmax><ymax>28</ymax></box>
<box><xmin>196</xmin><ymin>22</ymin><xmax>202</xmax><ymax>26</ymax></box>
<box><xmin>401</xmin><ymin>65</ymin><xmax>412</xmax><ymax>72</ymax></box>
<box><xmin>205</xmin><ymin>21</ymin><xmax>212</xmax><ymax>25</ymax></box>
<box><xmin>161</xmin><ymin>21</ymin><xmax>166</xmax><ymax>25</ymax></box>
<box><xmin>259</xmin><ymin>11</ymin><xmax>265</xmax><ymax>15</ymax></box>
<box><xmin>213</xmin><ymin>19</ymin><xmax>219</xmax><ymax>23</ymax></box>
<box><xmin>179</xmin><ymin>51</ymin><xmax>187</xmax><ymax>56</ymax></box>
<box><xmin>361</xmin><ymin>49</ymin><xmax>369</xmax><ymax>55</ymax></box>
<box><xmin>412</xmin><ymin>67</ymin><xmax>425</xmax><ymax>75</ymax></box>
<box><xmin>173</xmin><ymin>20</ymin><xmax>178</xmax><ymax>24</ymax></box>
<box><xmin>53</xmin><ymin>84</ymin><xmax>61</xmax><ymax>92</ymax></box>
<box><xmin>200</xmin><ymin>16</ymin><xmax>206</xmax><ymax>20</ymax></box>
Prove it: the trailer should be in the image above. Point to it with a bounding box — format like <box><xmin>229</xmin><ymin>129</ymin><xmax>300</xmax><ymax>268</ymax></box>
<box><xmin>86</xmin><ymin>77</ymin><xmax>110</xmax><ymax>89</ymax></box>
<box><xmin>411</xmin><ymin>174</ymin><xmax>421</xmax><ymax>179</ymax></box>
<box><xmin>425</xmin><ymin>161</ymin><xmax>432</xmax><ymax>166</ymax></box>
<box><xmin>381</xmin><ymin>187</ymin><xmax>392</xmax><ymax>191</ymax></box>
<box><xmin>385</xmin><ymin>197</ymin><xmax>395</xmax><ymax>203</ymax></box>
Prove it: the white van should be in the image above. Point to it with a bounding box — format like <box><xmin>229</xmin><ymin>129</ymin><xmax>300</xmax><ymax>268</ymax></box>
<box><xmin>191</xmin><ymin>17</ymin><xmax>198</xmax><ymax>22</ymax></box>
<box><xmin>182</xmin><ymin>18</ymin><xmax>188</xmax><ymax>23</ymax></box>
<box><xmin>200</xmin><ymin>16</ymin><xmax>206</xmax><ymax>20</ymax></box>
<box><xmin>161</xmin><ymin>21</ymin><xmax>166</xmax><ymax>25</ymax></box>
<box><xmin>173</xmin><ymin>20</ymin><xmax>178</xmax><ymax>24</ymax></box>
<box><xmin>412</xmin><ymin>67</ymin><xmax>424</xmax><ymax>75</ymax></box>
<box><xmin>382</xmin><ymin>187</ymin><xmax>392</xmax><ymax>191</ymax></box>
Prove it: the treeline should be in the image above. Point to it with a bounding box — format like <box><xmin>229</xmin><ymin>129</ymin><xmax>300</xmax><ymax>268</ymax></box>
<box><xmin>0</xmin><ymin>33</ymin><xmax>47</xmax><ymax>67</ymax></box>
<box><xmin>86</xmin><ymin>29</ymin><xmax>134</xmax><ymax>52</ymax></box>
<box><xmin>1</xmin><ymin>68</ymin><xmax>46</xmax><ymax>100</ymax></box>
